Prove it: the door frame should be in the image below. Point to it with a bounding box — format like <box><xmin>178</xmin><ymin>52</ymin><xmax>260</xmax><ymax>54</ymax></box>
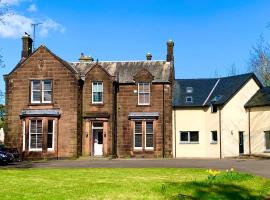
<box><xmin>91</xmin><ymin>122</ymin><xmax>104</xmax><ymax>156</ymax></box>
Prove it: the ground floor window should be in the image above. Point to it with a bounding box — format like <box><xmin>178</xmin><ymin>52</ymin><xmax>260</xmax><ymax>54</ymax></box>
<box><xmin>265</xmin><ymin>131</ymin><xmax>270</xmax><ymax>151</ymax></box>
<box><xmin>134</xmin><ymin>121</ymin><xmax>154</xmax><ymax>150</ymax></box>
<box><xmin>29</xmin><ymin>120</ymin><xmax>43</xmax><ymax>151</ymax></box>
<box><xmin>47</xmin><ymin>120</ymin><xmax>54</xmax><ymax>151</ymax></box>
<box><xmin>211</xmin><ymin>131</ymin><xmax>218</xmax><ymax>143</ymax></box>
<box><xmin>27</xmin><ymin>118</ymin><xmax>55</xmax><ymax>152</ymax></box>
<box><xmin>180</xmin><ymin>131</ymin><xmax>199</xmax><ymax>143</ymax></box>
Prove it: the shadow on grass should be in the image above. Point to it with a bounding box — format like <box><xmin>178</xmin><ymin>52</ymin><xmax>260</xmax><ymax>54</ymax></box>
<box><xmin>161</xmin><ymin>181</ymin><xmax>267</xmax><ymax>200</ymax></box>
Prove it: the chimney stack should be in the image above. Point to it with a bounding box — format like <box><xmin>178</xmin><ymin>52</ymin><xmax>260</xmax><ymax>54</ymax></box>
<box><xmin>166</xmin><ymin>39</ymin><xmax>174</xmax><ymax>62</ymax></box>
<box><xmin>79</xmin><ymin>53</ymin><xmax>94</xmax><ymax>62</ymax></box>
<box><xmin>146</xmin><ymin>53</ymin><xmax>152</xmax><ymax>60</ymax></box>
<box><xmin>21</xmin><ymin>32</ymin><xmax>33</xmax><ymax>59</ymax></box>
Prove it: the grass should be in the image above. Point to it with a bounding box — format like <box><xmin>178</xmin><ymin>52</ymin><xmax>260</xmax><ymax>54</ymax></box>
<box><xmin>0</xmin><ymin>168</ymin><xmax>269</xmax><ymax>200</ymax></box>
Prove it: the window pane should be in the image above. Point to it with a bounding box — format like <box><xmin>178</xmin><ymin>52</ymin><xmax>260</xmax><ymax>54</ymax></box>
<box><xmin>135</xmin><ymin>122</ymin><xmax>142</xmax><ymax>133</ymax></box>
<box><xmin>138</xmin><ymin>83</ymin><xmax>144</xmax><ymax>93</ymax></box>
<box><xmin>146</xmin><ymin>134</ymin><xmax>153</xmax><ymax>147</ymax></box>
<box><xmin>30</xmin><ymin>134</ymin><xmax>37</xmax><ymax>148</ymax></box>
<box><xmin>93</xmin><ymin>83</ymin><xmax>98</xmax><ymax>92</ymax></box>
<box><xmin>32</xmin><ymin>80</ymin><xmax>40</xmax><ymax>90</ymax></box>
<box><xmin>37</xmin><ymin>134</ymin><xmax>42</xmax><ymax>148</ymax></box>
<box><xmin>265</xmin><ymin>132</ymin><xmax>270</xmax><ymax>150</ymax></box>
<box><xmin>33</xmin><ymin>91</ymin><xmax>41</xmax><ymax>102</ymax></box>
<box><xmin>139</xmin><ymin>94</ymin><xmax>145</xmax><ymax>104</ymax></box>
<box><xmin>30</xmin><ymin>120</ymin><xmax>36</xmax><ymax>133</ymax></box>
<box><xmin>146</xmin><ymin>122</ymin><xmax>153</xmax><ymax>133</ymax></box>
<box><xmin>93</xmin><ymin>92</ymin><xmax>102</xmax><ymax>102</ymax></box>
<box><xmin>43</xmin><ymin>80</ymin><xmax>52</xmax><ymax>90</ymax></box>
<box><xmin>190</xmin><ymin>131</ymin><xmax>199</xmax><ymax>142</ymax></box>
<box><xmin>144</xmin><ymin>93</ymin><xmax>150</xmax><ymax>104</ymax></box>
<box><xmin>93</xmin><ymin>123</ymin><xmax>103</xmax><ymax>128</ymax></box>
<box><xmin>97</xmin><ymin>83</ymin><xmax>103</xmax><ymax>92</ymax></box>
<box><xmin>47</xmin><ymin>134</ymin><xmax>53</xmax><ymax>149</ymax></box>
<box><xmin>144</xmin><ymin>83</ymin><xmax>150</xmax><ymax>93</ymax></box>
<box><xmin>43</xmin><ymin>91</ymin><xmax>52</xmax><ymax>102</ymax></box>
<box><xmin>48</xmin><ymin>120</ymin><xmax>53</xmax><ymax>133</ymax></box>
<box><xmin>135</xmin><ymin>134</ymin><xmax>142</xmax><ymax>147</ymax></box>
<box><xmin>180</xmin><ymin>132</ymin><xmax>188</xmax><ymax>142</ymax></box>
<box><xmin>37</xmin><ymin>120</ymin><xmax>42</xmax><ymax>133</ymax></box>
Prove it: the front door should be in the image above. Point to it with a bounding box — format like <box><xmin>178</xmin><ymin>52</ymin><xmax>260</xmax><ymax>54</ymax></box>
<box><xmin>239</xmin><ymin>132</ymin><xmax>244</xmax><ymax>154</ymax></box>
<box><xmin>92</xmin><ymin>123</ymin><xmax>103</xmax><ymax>156</ymax></box>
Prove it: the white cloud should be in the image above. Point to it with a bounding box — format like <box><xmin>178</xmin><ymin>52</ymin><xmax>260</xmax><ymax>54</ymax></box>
<box><xmin>39</xmin><ymin>18</ymin><xmax>65</xmax><ymax>37</ymax></box>
<box><xmin>27</xmin><ymin>4</ymin><xmax>37</xmax><ymax>12</ymax></box>
<box><xmin>0</xmin><ymin>0</ymin><xmax>25</xmax><ymax>6</ymax></box>
<box><xmin>0</xmin><ymin>13</ymin><xmax>65</xmax><ymax>38</ymax></box>
<box><xmin>0</xmin><ymin>13</ymin><xmax>32</xmax><ymax>38</ymax></box>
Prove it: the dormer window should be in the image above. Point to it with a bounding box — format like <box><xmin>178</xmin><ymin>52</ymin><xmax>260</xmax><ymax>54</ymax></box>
<box><xmin>138</xmin><ymin>83</ymin><xmax>150</xmax><ymax>105</ymax></box>
<box><xmin>92</xmin><ymin>82</ymin><xmax>103</xmax><ymax>104</ymax></box>
<box><xmin>186</xmin><ymin>87</ymin><xmax>193</xmax><ymax>93</ymax></box>
<box><xmin>185</xmin><ymin>96</ymin><xmax>193</xmax><ymax>103</ymax></box>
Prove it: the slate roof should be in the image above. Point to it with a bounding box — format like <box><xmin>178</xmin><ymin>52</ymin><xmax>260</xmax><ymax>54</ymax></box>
<box><xmin>69</xmin><ymin>61</ymin><xmax>172</xmax><ymax>83</ymax></box>
<box><xmin>173</xmin><ymin>73</ymin><xmax>261</xmax><ymax>108</ymax></box>
<box><xmin>245</xmin><ymin>87</ymin><xmax>270</xmax><ymax>108</ymax></box>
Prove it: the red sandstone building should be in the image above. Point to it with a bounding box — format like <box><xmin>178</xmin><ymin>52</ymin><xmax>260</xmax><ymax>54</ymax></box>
<box><xmin>3</xmin><ymin>34</ymin><xmax>174</xmax><ymax>159</ymax></box>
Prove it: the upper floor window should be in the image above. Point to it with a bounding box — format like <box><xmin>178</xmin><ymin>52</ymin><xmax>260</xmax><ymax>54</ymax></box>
<box><xmin>138</xmin><ymin>83</ymin><xmax>150</xmax><ymax>105</ymax></box>
<box><xmin>31</xmin><ymin>80</ymin><xmax>52</xmax><ymax>103</ymax></box>
<box><xmin>92</xmin><ymin>82</ymin><xmax>103</xmax><ymax>104</ymax></box>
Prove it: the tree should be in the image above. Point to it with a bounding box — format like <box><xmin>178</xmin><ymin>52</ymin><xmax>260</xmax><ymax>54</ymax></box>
<box><xmin>227</xmin><ymin>63</ymin><xmax>239</xmax><ymax>76</ymax></box>
<box><xmin>0</xmin><ymin>104</ymin><xmax>4</xmax><ymax>128</ymax></box>
<box><xmin>249</xmin><ymin>36</ymin><xmax>270</xmax><ymax>86</ymax></box>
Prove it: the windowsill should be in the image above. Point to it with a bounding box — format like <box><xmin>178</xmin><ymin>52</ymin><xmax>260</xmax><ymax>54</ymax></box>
<box><xmin>264</xmin><ymin>150</ymin><xmax>270</xmax><ymax>153</ymax></box>
<box><xmin>210</xmin><ymin>142</ymin><xmax>218</xmax><ymax>144</ymax></box>
<box><xmin>179</xmin><ymin>142</ymin><xmax>199</xmax><ymax>144</ymax></box>
<box><xmin>137</xmin><ymin>104</ymin><xmax>151</xmax><ymax>107</ymax></box>
<box><xmin>133</xmin><ymin>148</ymin><xmax>143</xmax><ymax>151</ymax></box>
<box><xmin>28</xmin><ymin>149</ymin><xmax>42</xmax><ymax>152</ymax></box>
<box><xmin>145</xmin><ymin>148</ymin><xmax>154</xmax><ymax>151</ymax></box>
<box><xmin>28</xmin><ymin>103</ymin><xmax>54</xmax><ymax>106</ymax></box>
<box><xmin>91</xmin><ymin>103</ymin><xmax>104</xmax><ymax>106</ymax></box>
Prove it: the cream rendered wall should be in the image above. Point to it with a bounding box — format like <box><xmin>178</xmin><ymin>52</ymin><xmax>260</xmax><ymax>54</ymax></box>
<box><xmin>250</xmin><ymin>106</ymin><xmax>270</xmax><ymax>157</ymax></box>
<box><xmin>221</xmin><ymin>79</ymin><xmax>260</xmax><ymax>157</ymax></box>
<box><xmin>173</xmin><ymin>78</ymin><xmax>260</xmax><ymax>158</ymax></box>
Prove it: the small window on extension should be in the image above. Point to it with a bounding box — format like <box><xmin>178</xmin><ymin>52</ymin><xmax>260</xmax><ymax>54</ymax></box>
<box><xmin>185</xmin><ymin>96</ymin><xmax>193</xmax><ymax>103</ymax></box>
<box><xmin>186</xmin><ymin>87</ymin><xmax>193</xmax><ymax>93</ymax></box>
<box><xmin>211</xmin><ymin>104</ymin><xmax>217</xmax><ymax>113</ymax></box>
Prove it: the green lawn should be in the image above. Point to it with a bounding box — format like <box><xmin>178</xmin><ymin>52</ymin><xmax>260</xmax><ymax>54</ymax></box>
<box><xmin>0</xmin><ymin>168</ymin><xmax>269</xmax><ymax>200</ymax></box>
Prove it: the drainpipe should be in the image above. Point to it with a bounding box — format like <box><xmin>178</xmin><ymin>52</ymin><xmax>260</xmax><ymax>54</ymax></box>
<box><xmin>219</xmin><ymin>108</ymin><xmax>222</xmax><ymax>159</ymax></box>
<box><xmin>162</xmin><ymin>83</ymin><xmax>165</xmax><ymax>158</ymax></box>
<box><xmin>173</xmin><ymin>108</ymin><xmax>177</xmax><ymax>158</ymax></box>
<box><xmin>112</xmin><ymin>81</ymin><xmax>118</xmax><ymax>158</ymax></box>
<box><xmin>57</xmin><ymin>118</ymin><xmax>59</xmax><ymax>160</ymax></box>
<box><xmin>248</xmin><ymin>108</ymin><xmax>251</xmax><ymax>156</ymax></box>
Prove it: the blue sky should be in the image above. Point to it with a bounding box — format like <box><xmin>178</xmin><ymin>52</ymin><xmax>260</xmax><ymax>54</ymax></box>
<box><xmin>1</xmin><ymin>0</ymin><xmax>270</xmax><ymax>96</ymax></box>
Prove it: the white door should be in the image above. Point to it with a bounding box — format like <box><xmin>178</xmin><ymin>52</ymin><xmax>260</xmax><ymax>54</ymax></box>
<box><xmin>92</xmin><ymin>123</ymin><xmax>103</xmax><ymax>156</ymax></box>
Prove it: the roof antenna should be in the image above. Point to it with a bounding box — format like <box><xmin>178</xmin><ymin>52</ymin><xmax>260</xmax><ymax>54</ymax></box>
<box><xmin>31</xmin><ymin>23</ymin><xmax>42</xmax><ymax>50</ymax></box>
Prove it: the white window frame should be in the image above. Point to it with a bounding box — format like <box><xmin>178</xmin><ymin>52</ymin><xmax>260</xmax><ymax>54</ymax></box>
<box><xmin>29</xmin><ymin>120</ymin><xmax>43</xmax><ymax>152</ymax></box>
<box><xmin>185</xmin><ymin>96</ymin><xmax>193</xmax><ymax>103</ymax></box>
<box><xmin>180</xmin><ymin>131</ymin><xmax>199</xmax><ymax>144</ymax></box>
<box><xmin>42</xmin><ymin>80</ymin><xmax>52</xmax><ymax>103</ymax></box>
<box><xmin>138</xmin><ymin>82</ymin><xmax>150</xmax><ymax>105</ymax></box>
<box><xmin>47</xmin><ymin>120</ymin><xmax>55</xmax><ymax>151</ymax></box>
<box><xmin>92</xmin><ymin>82</ymin><xmax>103</xmax><ymax>104</ymax></box>
<box><xmin>265</xmin><ymin>131</ymin><xmax>270</xmax><ymax>151</ymax></box>
<box><xmin>134</xmin><ymin>121</ymin><xmax>143</xmax><ymax>150</ymax></box>
<box><xmin>145</xmin><ymin>121</ymin><xmax>154</xmax><ymax>150</ymax></box>
<box><xmin>31</xmin><ymin>80</ymin><xmax>41</xmax><ymax>103</ymax></box>
<box><xmin>211</xmin><ymin>131</ymin><xmax>218</xmax><ymax>144</ymax></box>
<box><xmin>22</xmin><ymin>120</ymin><xmax>26</xmax><ymax>151</ymax></box>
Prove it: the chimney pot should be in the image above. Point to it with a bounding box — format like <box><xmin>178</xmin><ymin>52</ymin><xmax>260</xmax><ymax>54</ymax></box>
<box><xmin>146</xmin><ymin>52</ymin><xmax>152</xmax><ymax>60</ymax></box>
<box><xmin>166</xmin><ymin>39</ymin><xmax>174</xmax><ymax>62</ymax></box>
<box><xmin>79</xmin><ymin>53</ymin><xmax>94</xmax><ymax>62</ymax></box>
<box><xmin>21</xmin><ymin>33</ymin><xmax>33</xmax><ymax>59</ymax></box>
